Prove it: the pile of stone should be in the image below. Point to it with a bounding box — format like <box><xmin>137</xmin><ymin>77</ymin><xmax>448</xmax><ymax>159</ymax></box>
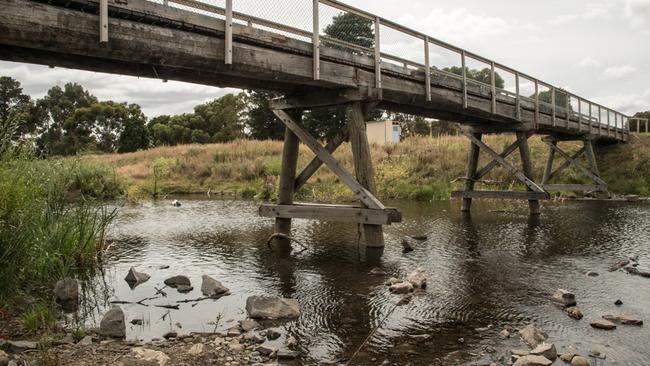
<box><xmin>384</xmin><ymin>268</ymin><xmax>427</xmax><ymax>306</ymax></box>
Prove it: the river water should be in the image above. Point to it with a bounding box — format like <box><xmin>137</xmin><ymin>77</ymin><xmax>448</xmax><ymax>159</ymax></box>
<box><xmin>80</xmin><ymin>198</ymin><xmax>650</xmax><ymax>365</ymax></box>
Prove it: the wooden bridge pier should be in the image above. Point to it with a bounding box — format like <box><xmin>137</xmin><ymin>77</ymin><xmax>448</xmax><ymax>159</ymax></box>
<box><xmin>259</xmin><ymin>91</ymin><xmax>402</xmax><ymax>249</ymax></box>
<box><xmin>453</xmin><ymin>128</ymin><xmax>549</xmax><ymax>215</ymax></box>
<box><xmin>540</xmin><ymin>136</ymin><xmax>609</xmax><ymax>197</ymax></box>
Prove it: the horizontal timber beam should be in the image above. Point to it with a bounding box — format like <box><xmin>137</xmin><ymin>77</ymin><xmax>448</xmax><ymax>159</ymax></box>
<box><xmin>452</xmin><ymin>191</ymin><xmax>550</xmax><ymax>200</ymax></box>
<box><xmin>259</xmin><ymin>204</ymin><xmax>402</xmax><ymax>225</ymax></box>
<box><xmin>542</xmin><ymin>184</ymin><xmax>606</xmax><ymax>192</ymax></box>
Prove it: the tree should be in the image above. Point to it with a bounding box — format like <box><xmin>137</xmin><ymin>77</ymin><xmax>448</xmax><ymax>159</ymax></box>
<box><xmin>323</xmin><ymin>12</ymin><xmax>374</xmax><ymax>49</ymax></box>
<box><xmin>36</xmin><ymin>83</ymin><xmax>98</xmax><ymax>155</ymax></box>
<box><xmin>0</xmin><ymin>76</ymin><xmax>39</xmax><ymax>142</ymax></box>
<box><xmin>443</xmin><ymin>66</ymin><xmax>505</xmax><ymax>89</ymax></box>
<box><xmin>537</xmin><ymin>90</ymin><xmax>572</xmax><ymax>110</ymax></box>
<box><xmin>243</xmin><ymin>91</ymin><xmax>285</xmax><ymax>140</ymax></box>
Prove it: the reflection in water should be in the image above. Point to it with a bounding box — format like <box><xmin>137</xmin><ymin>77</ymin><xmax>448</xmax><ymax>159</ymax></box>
<box><xmin>79</xmin><ymin>198</ymin><xmax>650</xmax><ymax>365</ymax></box>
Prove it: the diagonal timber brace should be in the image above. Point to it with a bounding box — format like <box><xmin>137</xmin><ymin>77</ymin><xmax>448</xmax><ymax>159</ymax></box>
<box><xmin>541</xmin><ymin>137</ymin><xmax>608</xmax><ymax>192</ymax></box>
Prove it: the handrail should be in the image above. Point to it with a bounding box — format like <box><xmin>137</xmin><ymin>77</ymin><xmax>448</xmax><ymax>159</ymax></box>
<box><xmin>161</xmin><ymin>0</ymin><xmax>629</xmax><ymax>136</ymax></box>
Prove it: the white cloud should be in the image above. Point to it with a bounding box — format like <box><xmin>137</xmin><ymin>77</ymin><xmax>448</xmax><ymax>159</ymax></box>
<box><xmin>602</xmin><ymin>65</ymin><xmax>637</xmax><ymax>80</ymax></box>
<box><xmin>552</xmin><ymin>3</ymin><xmax>610</xmax><ymax>24</ymax></box>
<box><xmin>577</xmin><ymin>57</ymin><xmax>601</xmax><ymax>68</ymax></box>
<box><xmin>623</xmin><ymin>0</ymin><xmax>650</xmax><ymax>32</ymax></box>
<box><xmin>594</xmin><ymin>88</ymin><xmax>650</xmax><ymax>114</ymax></box>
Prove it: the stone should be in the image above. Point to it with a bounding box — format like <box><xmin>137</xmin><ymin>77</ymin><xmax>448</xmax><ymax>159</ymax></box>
<box><xmin>518</xmin><ymin>325</ymin><xmax>548</xmax><ymax>348</ymax></box>
<box><xmin>266</xmin><ymin>329</ymin><xmax>281</xmax><ymax>340</ymax></box>
<box><xmin>6</xmin><ymin>341</ymin><xmax>38</xmax><ymax>353</ymax></box>
<box><xmin>369</xmin><ymin>268</ymin><xmax>388</xmax><ymax>276</ymax></box>
<box><xmin>239</xmin><ymin>319</ymin><xmax>260</xmax><ymax>332</ymax></box>
<box><xmin>396</xmin><ymin>293</ymin><xmax>413</xmax><ymax>306</ymax></box>
<box><xmin>201</xmin><ymin>275</ymin><xmax>229</xmax><ymax>297</ymax></box>
<box><xmin>131</xmin><ymin>319</ymin><xmax>144</xmax><ymax>326</ymax></box>
<box><xmin>277</xmin><ymin>349</ymin><xmax>298</xmax><ymax>359</ymax></box>
<box><xmin>124</xmin><ymin>267</ymin><xmax>151</xmax><ymax>288</ymax></box>
<box><xmin>243</xmin><ymin>332</ymin><xmax>265</xmax><ymax>344</ymax></box>
<box><xmin>551</xmin><ymin>289</ymin><xmax>577</xmax><ymax>307</ymax></box>
<box><xmin>513</xmin><ymin>355</ymin><xmax>552</xmax><ymax>366</ymax></box>
<box><xmin>164</xmin><ymin>275</ymin><xmax>191</xmax><ymax>288</ymax></box>
<box><xmin>590</xmin><ymin>319</ymin><xmax>616</xmax><ymax>330</ymax></box>
<box><xmin>585</xmin><ymin>271</ymin><xmax>599</xmax><ymax>277</ymax></box>
<box><xmin>257</xmin><ymin>345</ymin><xmax>277</xmax><ymax>356</ymax></box>
<box><xmin>406</xmin><ymin>268</ymin><xmax>426</xmax><ymax>289</ymax></box>
<box><xmin>177</xmin><ymin>285</ymin><xmax>193</xmax><ymax>293</ymax></box>
<box><xmin>559</xmin><ymin>353</ymin><xmax>575</xmax><ymax>362</ymax></box>
<box><xmin>100</xmin><ymin>306</ymin><xmax>126</xmax><ymax>338</ymax></box>
<box><xmin>530</xmin><ymin>343</ymin><xmax>557</xmax><ymax>361</ymax></box>
<box><xmin>570</xmin><ymin>356</ymin><xmax>589</xmax><ymax>366</ymax></box>
<box><xmin>614</xmin><ymin>299</ymin><xmax>623</xmax><ymax>306</ymax></box>
<box><xmin>132</xmin><ymin>347</ymin><xmax>170</xmax><ymax>366</ymax></box>
<box><xmin>385</xmin><ymin>277</ymin><xmax>402</xmax><ymax>286</ymax></box>
<box><xmin>245</xmin><ymin>296</ymin><xmax>300</xmax><ymax>320</ymax></box>
<box><xmin>499</xmin><ymin>329</ymin><xmax>510</xmax><ymax>339</ymax></box>
<box><xmin>565</xmin><ymin>307</ymin><xmax>583</xmax><ymax>320</ymax></box>
<box><xmin>609</xmin><ymin>259</ymin><xmax>630</xmax><ymax>272</ymax></box>
<box><xmin>77</xmin><ymin>336</ymin><xmax>93</xmax><ymax>346</ymax></box>
<box><xmin>228</xmin><ymin>339</ymin><xmax>244</xmax><ymax>352</ymax></box>
<box><xmin>602</xmin><ymin>314</ymin><xmax>643</xmax><ymax>326</ymax></box>
<box><xmin>188</xmin><ymin>343</ymin><xmax>204</xmax><ymax>356</ymax></box>
<box><xmin>411</xmin><ymin>235</ymin><xmax>428</xmax><ymax>241</ymax></box>
<box><xmin>511</xmin><ymin>349</ymin><xmax>530</xmax><ymax>357</ymax></box>
<box><xmin>285</xmin><ymin>335</ymin><xmax>297</xmax><ymax>348</ymax></box>
<box><xmin>0</xmin><ymin>350</ymin><xmax>8</xmax><ymax>366</ymax></box>
<box><xmin>589</xmin><ymin>349</ymin><xmax>605</xmax><ymax>359</ymax></box>
<box><xmin>389</xmin><ymin>281</ymin><xmax>414</xmax><ymax>294</ymax></box>
<box><xmin>401</xmin><ymin>237</ymin><xmax>416</xmax><ymax>253</ymax></box>
<box><xmin>53</xmin><ymin>277</ymin><xmax>79</xmax><ymax>311</ymax></box>
<box><xmin>163</xmin><ymin>331</ymin><xmax>177</xmax><ymax>339</ymax></box>
<box><xmin>227</xmin><ymin>327</ymin><xmax>241</xmax><ymax>337</ymax></box>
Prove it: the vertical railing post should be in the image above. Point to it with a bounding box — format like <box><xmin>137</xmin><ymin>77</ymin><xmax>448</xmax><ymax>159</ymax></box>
<box><xmin>647</xmin><ymin>118</ymin><xmax>649</xmax><ymax>133</ymax></box>
<box><xmin>225</xmin><ymin>0</ymin><xmax>233</xmax><ymax>65</ymax></box>
<box><xmin>99</xmin><ymin>0</ymin><xmax>108</xmax><ymax>43</ymax></box>
<box><xmin>534</xmin><ymin>80</ymin><xmax>539</xmax><ymax>129</ymax></box>
<box><xmin>608</xmin><ymin>110</ymin><xmax>612</xmax><ymax>138</ymax></box>
<box><xmin>551</xmin><ymin>86</ymin><xmax>556</xmax><ymax>127</ymax></box>
<box><xmin>588</xmin><ymin>102</ymin><xmax>593</xmax><ymax>134</ymax></box>
<box><xmin>374</xmin><ymin>16</ymin><xmax>382</xmax><ymax>97</ymax></box>
<box><xmin>565</xmin><ymin>92</ymin><xmax>570</xmax><ymax>128</ymax></box>
<box><xmin>424</xmin><ymin>36</ymin><xmax>431</xmax><ymax>102</ymax></box>
<box><xmin>638</xmin><ymin>118</ymin><xmax>641</xmax><ymax>133</ymax></box>
<box><xmin>490</xmin><ymin>61</ymin><xmax>496</xmax><ymax>114</ymax></box>
<box><xmin>577</xmin><ymin>98</ymin><xmax>582</xmax><ymax>131</ymax></box>
<box><xmin>312</xmin><ymin>0</ymin><xmax>320</xmax><ymax>80</ymax></box>
<box><xmin>461</xmin><ymin>51</ymin><xmax>467</xmax><ymax>109</ymax></box>
<box><xmin>515</xmin><ymin>71</ymin><xmax>521</xmax><ymax>120</ymax></box>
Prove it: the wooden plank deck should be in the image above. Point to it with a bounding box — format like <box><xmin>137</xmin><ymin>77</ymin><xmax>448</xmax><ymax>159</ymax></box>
<box><xmin>0</xmin><ymin>0</ymin><xmax>630</xmax><ymax>142</ymax></box>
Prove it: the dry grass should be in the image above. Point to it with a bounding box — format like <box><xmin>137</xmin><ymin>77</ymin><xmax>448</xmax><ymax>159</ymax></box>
<box><xmin>80</xmin><ymin>134</ymin><xmax>650</xmax><ymax>202</ymax></box>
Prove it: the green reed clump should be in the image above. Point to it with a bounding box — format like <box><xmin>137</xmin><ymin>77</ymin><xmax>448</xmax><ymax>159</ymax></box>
<box><xmin>0</xmin><ymin>131</ymin><xmax>116</xmax><ymax>306</ymax></box>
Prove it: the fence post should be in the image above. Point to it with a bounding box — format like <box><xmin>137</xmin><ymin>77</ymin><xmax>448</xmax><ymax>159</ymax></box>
<box><xmin>424</xmin><ymin>36</ymin><xmax>431</xmax><ymax>102</ymax></box>
<box><xmin>551</xmin><ymin>87</ymin><xmax>556</xmax><ymax>127</ymax></box>
<box><xmin>534</xmin><ymin>80</ymin><xmax>539</xmax><ymax>129</ymax></box>
<box><xmin>515</xmin><ymin>71</ymin><xmax>520</xmax><ymax>120</ymax></box>
<box><xmin>99</xmin><ymin>0</ymin><xmax>108</xmax><ymax>43</ymax></box>
<box><xmin>577</xmin><ymin>98</ymin><xmax>582</xmax><ymax>131</ymax></box>
<box><xmin>461</xmin><ymin>51</ymin><xmax>467</xmax><ymax>109</ymax></box>
<box><xmin>490</xmin><ymin>61</ymin><xmax>496</xmax><ymax>114</ymax></box>
<box><xmin>374</xmin><ymin>16</ymin><xmax>382</xmax><ymax>96</ymax></box>
<box><xmin>225</xmin><ymin>0</ymin><xmax>233</xmax><ymax>65</ymax></box>
<box><xmin>312</xmin><ymin>0</ymin><xmax>320</xmax><ymax>80</ymax></box>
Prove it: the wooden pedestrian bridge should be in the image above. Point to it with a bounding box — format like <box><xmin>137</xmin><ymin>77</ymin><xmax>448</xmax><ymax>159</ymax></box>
<box><xmin>0</xmin><ymin>0</ymin><xmax>636</xmax><ymax>249</ymax></box>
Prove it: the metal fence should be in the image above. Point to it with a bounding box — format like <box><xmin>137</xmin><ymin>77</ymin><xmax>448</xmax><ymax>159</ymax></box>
<box><xmin>120</xmin><ymin>0</ymin><xmax>630</xmax><ymax>137</ymax></box>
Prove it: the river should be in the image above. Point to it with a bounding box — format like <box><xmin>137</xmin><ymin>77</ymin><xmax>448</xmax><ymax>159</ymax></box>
<box><xmin>79</xmin><ymin>198</ymin><xmax>650</xmax><ymax>365</ymax></box>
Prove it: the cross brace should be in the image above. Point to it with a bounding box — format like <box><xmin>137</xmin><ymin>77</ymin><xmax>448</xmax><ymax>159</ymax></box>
<box><xmin>541</xmin><ymin>137</ymin><xmax>608</xmax><ymax>191</ymax></box>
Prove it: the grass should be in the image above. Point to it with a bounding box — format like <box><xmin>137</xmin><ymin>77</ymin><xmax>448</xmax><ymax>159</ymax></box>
<box><xmin>80</xmin><ymin>134</ymin><xmax>650</xmax><ymax>202</ymax></box>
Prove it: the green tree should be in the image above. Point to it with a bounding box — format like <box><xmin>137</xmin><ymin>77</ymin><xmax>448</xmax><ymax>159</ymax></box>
<box><xmin>36</xmin><ymin>83</ymin><xmax>98</xmax><ymax>155</ymax></box>
<box><xmin>537</xmin><ymin>90</ymin><xmax>572</xmax><ymax>110</ymax></box>
<box><xmin>243</xmin><ymin>91</ymin><xmax>285</xmax><ymax>140</ymax></box>
<box><xmin>193</xmin><ymin>93</ymin><xmax>246</xmax><ymax>142</ymax></box>
<box><xmin>323</xmin><ymin>12</ymin><xmax>374</xmax><ymax>48</ymax></box>
<box><xmin>443</xmin><ymin>66</ymin><xmax>505</xmax><ymax>88</ymax></box>
<box><xmin>0</xmin><ymin>76</ymin><xmax>39</xmax><ymax>141</ymax></box>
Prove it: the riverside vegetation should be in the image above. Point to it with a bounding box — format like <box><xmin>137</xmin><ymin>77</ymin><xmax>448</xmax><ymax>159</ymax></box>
<box><xmin>83</xmin><ymin>134</ymin><xmax>650</xmax><ymax>204</ymax></box>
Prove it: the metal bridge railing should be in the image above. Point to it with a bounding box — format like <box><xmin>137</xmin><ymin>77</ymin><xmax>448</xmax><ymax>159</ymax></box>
<box><xmin>101</xmin><ymin>0</ymin><xmax>631</xmax><ymax>138</ymax></box>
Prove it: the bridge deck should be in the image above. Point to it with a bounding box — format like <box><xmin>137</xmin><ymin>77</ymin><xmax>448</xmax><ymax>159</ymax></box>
<box><xmin>0</xmin><ymin>0</ymin><xmax>630</xmax><ymax>141</ymax></box>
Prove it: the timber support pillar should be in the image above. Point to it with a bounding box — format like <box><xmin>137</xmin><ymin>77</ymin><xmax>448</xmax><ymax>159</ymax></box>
<box><xmin>453</xmin><ymin>129</ymin><xmax>549</xmax><ymax>215</ymax></box>
<box><xmin>540</xmin><ymin>136</ymin><xmax>609</xmax><ymax>196</ymax></box>
<box><xmin>260</xmin><ymin>90</ymin><xmax>400</xmax><ymax>251</ymax></box>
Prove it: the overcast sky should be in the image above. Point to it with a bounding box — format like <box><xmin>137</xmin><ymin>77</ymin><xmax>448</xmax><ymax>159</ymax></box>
<box><xmin>1</xmin><ymin>0</ymin><xmax>648</xmax><ymax>117</ymax></box>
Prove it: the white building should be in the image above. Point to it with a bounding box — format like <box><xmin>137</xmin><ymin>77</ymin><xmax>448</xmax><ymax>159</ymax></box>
<box><xmin>366</xmin><ymin>120</ymin><xmax>401</xmax><ymax>145</ymax></box>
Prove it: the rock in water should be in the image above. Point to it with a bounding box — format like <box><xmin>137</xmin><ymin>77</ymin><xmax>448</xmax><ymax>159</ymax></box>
<box><xmin>565</xmin><ymin>307</ymin><xmax>584</xmax><ymax>320</ymax></box>
<box><xmin>389</xmin><ymin>281</ymin><xmax>414</xmax><ymax>294</ymax></box>
<box><xmin>0</xmin><ymin>350</ymin><xmax>9</xmax><ymax>366</ymax></box>
<box><xmin>518</xmin><ymin>325</ymin><xmax>548</xmax><ymax>348</ymax></box>
<box><xmin>164</xmin><ymin>275</ymin><xmax>191</xmax><ymax>288</ymax></box>
<box><xmin>200</xmin><ymin>275</ymin><xmax>229</xmax><ymax>297</ymax></box>
<box><xmin>513</xmin><ymin>355</ymin><xmax>552</xmax><ymax>366</ymax></box>
<box><xmin>245</xmin><ymin>296</ymin><xmax>300</xmax><ymax>320</ymax></box>
<box><xmin>602</xmin><ymin>314</ymin><xmax>643</xmax><ymax>326</ymax></box>
<box><xmin>124</xmin><ymin>267</ymin><xmax>151</xmax><ymax>288</ymax></box>
<box><xmin>551</xmin><ymin>289</ymin><xmax>576</xmax><ymax>307</ymax></box>
<box><xmin>570</xmin><ymin>356</ymin><xmax>590</xmax><ymax>366</ymax></box>
<box><xmin>401</xmin><ymin>237</ymin><xmax>416</xmax><ymax>253</ymax></box>
<box><xmin>239</xmin><ymin>319</ymin><xmax>260</xmax><ymax>332</ymax></box>
<box><xmin>53</xmin><ymin>277</ymin><xmax>79</xmax><ymax>312</ymax></box>
<box><xmin>590</xmin><ymin>319</ymin><xmax>616</xmax><ymax>330</ymax></box>
<box><xmin>614</xmin><ymin>299</ymin><xmax>623</xmax><ymax>306</ymax></box>
<box><xmin>406</xmin><ymin>268</ymin><xmax>426</xmax><ymax>289</ymax></box>
<box><xmin>530</xmin><ymin>343</ymin><xmax>557</xmax><ymax>361</ymax></box>
<box><xmin>100</xmin><ymin>306</ymin><xmax>126</xmax><ymax>338</ymax></box>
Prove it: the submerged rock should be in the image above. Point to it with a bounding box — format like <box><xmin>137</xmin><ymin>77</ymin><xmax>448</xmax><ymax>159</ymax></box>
<box><xmin>200</xmin><ymin>275</ymin><xmax>229</xmax><ymax>297</ymax></box>
<box><xmin>565</xmin><ymin>307</ymin><xmax>584</xmax><ymax>320</ymax></box>
<box><xmin>609</xmin><ymin>259</ymin><xmax>630</xmax><ymax>272</ymax></box>
<box><xmin>53</xmin><ymin>277</ymin><xmax>79</xmax><ymax>312</ymax></box>
<box><xmin>389</xmin><ymin>281</ymin><xmax>414</xmax><ymax>294</ymax></box>
<box><xmin>590</xmin><ymin>319</ymin><xmax>616</xmax><ymax>330</ymax></box>
<box><xmin>406</xmin><ymin>268</ymin><xmax>426</xmax><ymax>289</ymax></box>
<box><xmin>239</xmin><ymin>319</ymin><xmax>260</xmax><ymax>332</ymax></box>
<box><xmin>570</xmin><ymin>356</ymin><xmax>589</xmax><ymax>366</ymax></box>
<box><xmin>100</xmin><ymin>306</ymin><xmax>126</xmax><ymax>338</ymax></box>
<box><xmin>396</xmin><ymin>293</ymin><xmax>413</xmax><ymax>306</ymax></box>
<box><xmin>164</xmin><ymin>275</ymin><xmax>191</xmax><ymax>288</ymax></box>
<box><xmin>401</xmin><ymin>237</ymin><xmax>416</xmax><ymax>253</ymax></box>
<box><xmin>513</xmin><ymin>354</ymin><xmax>552</xmax><ymax>366</ymax></box>
<box><xmin>176</xmin><ymin>285</ymin><xmax>193</xmax><ymax>293</ymax></box>
<box><xmin>551</xmin><ymin>289</ymin><xmax>576</xmax><ymax>307</ymax></box>
<box><xmin>559</xmin><ymin>353</ymin><xmax>575</xmax><ymax>362</ymax></box>
<box><xmin>245</xmin><ymin>296</ymin><xmax>300</xmax><ymax>320</ymax></box>
<box><xmin>518</xmin><ymin>325</ymin><xmax>548</xmax><ymax>348</ymax></box>
<box><xmin>163</xmin><ymin>331</ymin><xmax>177</xmax><ymax>339</ymax></box>
<box><xmin>602</xmin><ymin>314</ymin><xmax>643</xmax><ymax>326</ymax></box>
<box><xmin>615</xmin><ymin>299</ymin><xmax>623</xmax><ymax>306</ymax></box>
<box><xmin>124</xmin><ymin>267</ymin><xmax>151</xmax><ymax>288</ymax></box>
